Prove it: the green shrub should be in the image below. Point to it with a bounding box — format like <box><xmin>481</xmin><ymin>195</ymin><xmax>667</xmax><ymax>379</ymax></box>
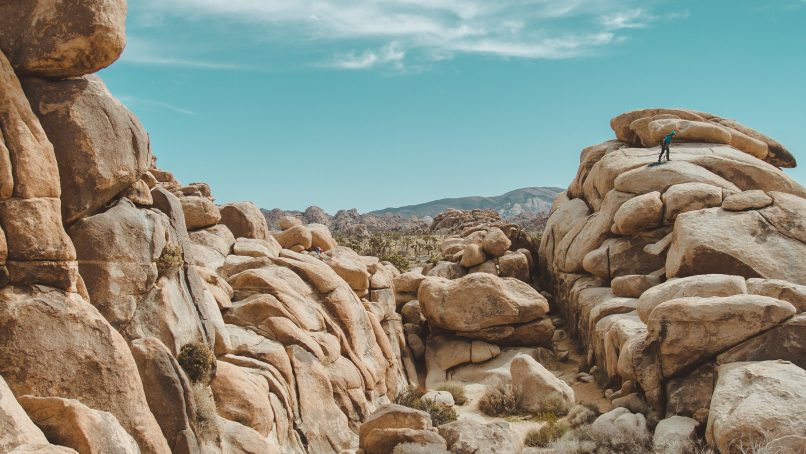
<box><xmin>382</xmin><ymin>253</ymin><xmax>411</xmax><ymax>272</ymax></box>
<box><xmin>177</xmin><ymin>342</ymin><xmax>215</xmax><ymax>384</ymax></box>
<box><xmin>156</xmin><ymin>243</ymin><xmax>184</xmax><ymax>275</ymax></box>
<box><xmin>525</xmin><ymin>421</ymin><xmax>567</xmax><ymax>447</ymax></box>
<box><xmin>436</xmin><ymin>382</ymin><xmax>467</xmax><ymax>406</ymax></box>
<box><xmin>477</xmin><ymin>383</ymin><xmax>518</xmax><ymax>417</ymax></box>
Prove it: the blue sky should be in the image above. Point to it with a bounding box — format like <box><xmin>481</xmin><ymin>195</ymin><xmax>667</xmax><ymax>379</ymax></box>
<box><xmin>101</xmin><ymin>0</ymin><xmax>806</xmax><ymax>213</ymax></box>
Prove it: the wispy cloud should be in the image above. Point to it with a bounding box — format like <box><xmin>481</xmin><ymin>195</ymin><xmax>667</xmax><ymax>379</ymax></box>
<box><xmin>120</xmin><ymin>35</ymin><xmax>249</xmax><ymax>70</ymax></box>
<box><xmin>133</xmin><ymin>0</ymin><xmax>687</xmax><ymax>71</ymax></box>
<box><xmin>118</xmin><ymin>95</ymin><xmax>197</xmax><ymax>115</ymax></box>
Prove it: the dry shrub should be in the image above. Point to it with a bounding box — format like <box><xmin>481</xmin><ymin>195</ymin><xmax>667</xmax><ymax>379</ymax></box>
<box><xmin>156</xmin><ymin>243</ymin><xmax>184</xmax><ymax>275</ymax></box>
<box><xmin>549</xmin><ymin>424</ymin><xmax>652</xmax><ymax>454</ymax></box>
<box><xmin>436</xmin><ymin>382</ymin><xmax>467</xmax><ymax>406</ymax></box>
<box><xmin>525</xmin><ymin>421</ymin><xmax>567</xmax><ymax>448</ymax></box>
<box><xmin>394</xmin><ymin>386</ymin><xmax>457</xmax><ymax>427</ymax></box>
<box><xmin>178</xmin><ymin>342</ymin><xmax>215</xmax><ymax>384</ymax></box>
<box><xmin>477</xmin><ymin>383</ymin><xmax>518</xmax><ymax>417</ymax></box>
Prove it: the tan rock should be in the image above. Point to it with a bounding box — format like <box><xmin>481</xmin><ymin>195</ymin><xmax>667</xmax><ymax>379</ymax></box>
<box><xmin>653</xmin><ymin>416</ymin><xmax>698</xmax><ymax>454</ymax></box>
<box><xmin>611</xmin><ymin>108</ymin><xmax>706</xmax><ymax>144</ymax></box>
<box><xmin>425</xmin><ymin>335</ymin><xmax>499</xmax><ymax>388</ymax></box>
<box><xmin>661</xmin><ymin>182</ymin><xmax>723</xmax><ymax>224</ymax></box>
<box><xmin>363</xmin><ymin>428</ymin><xmax>445</xmax><ymax>454</ymax></box>
<box><xmin>498</xmin><ymin>252</ymin><xmax>530</xmax><ymax>282</ymax></box>
<box><xmin>211</xmin><ymin>362</ymin><xmax>274</xmax><ymax>436</ymax></box>
<box><xmin>511</xmin><ymin>355</ymin><xmax>574</xmax><ymax>413</ymax></box>
<box><xmin>189</xmin><ymin>224</ymin><xmax>235</xmax><ymax>257</ymax></box>
<box><xmin>0</xmin><ymin>286</ymin><xmax>170</xmax><ymax>454</ymax></box>
<box><xmin>22</xmin><ymin>75</ymin><xmax>150</xmax><ymax>224</ymax></box>
<box><xmin>394</xmin><ymin>271</ymin><xmax>426</xmax><ymax>293</ymax></box>
<box><xmin>667</xmin><ymin>207</ymin><xmax>806</xmax><ymax>285</ymax></box>
<box><xmin>716</xmin><ymin>314</ymin><xmax>806</xmax><ymax>369</ymax></box>
<box><xmin>637</xmin><ymin>274</ymin><xmax>747</xmax><ymax>323</ymax></box>
<box><xmin>707</xmin><ymin>361</ymin><xmax>806</xmax><ymax>453</ymax></box>
<box><xmin>232</xmin><ymin>237</ymin><xmax>280</xmax><ymax>259</ymax></box>
<box><xmin>722</xmin><ymin>190</ymin><xmax>773</xmax><ymax>211</ymax></box>
<box><xmin>459</xmin><ymin>243</ymin><xmax>486</xmax><ymax>268</ymax></box>
<box><xmin>217</xmin><ymin>416</ymin><xmax>272</xmax><ymax>454</ymax></box>
<box><xmin>612</xmin><ymin>191</ymin><xmax>663</xmax><ymax>235</ymax></box>
<box><xmin>568</xmin><ymin>140</ymin><xmax>626</xmax><ymax>199</ymax></box>
<box><xmin>647</xmin><ymin>295</ymin><xmax>796</xmax><ymax>377</ymax></box>
<box><xmin>426</xmin><ymin>261</ymin><xmax>467</xmax><ymax>279</ymax></box>
<box><xmin>219</xmin><ymin>202</ymin><xmax>272</xmax><ymax>241</ymax></box>
<box><xmin>122</xmin><ymin>180</ymin><xmax>153</xmax><ymax>206</ymax></box>
<box><xmin>326</xmin><ymin>251</ymin><xmax>370</xmax><ymax>291</ymax></box>
<box><xmin>180</xmin><ymin>196</ymin><xmax>221</xmax><ymax>231</ymax></box>
<box><xmin>482</xmin><ymin>228</ymin><xmax>511</xmax><ymax>258</ymax></box>
<box><xmin>746</xmin><ymin>278</ymin><xmax>806</xmax><ymax>313</ymax></box>
<box><xmin>0</xmin><ymin>0</ymin><xmax>126</xmax><ymax>78</ymax></box>
<box><xmin>309</xmin><ymin>223</ymin><xmax>338</xmax><ymax>251</ymax></box>
<box><xmin>709</xmin><ymin>117</ymin><xmax>795</xmax><ymax>168</ymax></box>
<box><xmin>0</xmin><ymin>375</ymin><xmax>49</xmax><ymax>452</ymax></box>
<box><xmin>615</xmin><ymin>160</ymin><xmax>739</xmax><ymax>195</ymax></box>
<box><xmin>612</xmin><ymin>274</ymin><xmax>661</xmax><ymax>298</ymax></box>
<box><xmin>438</xmin><ymin>420</ymin><xmax>522</xmax><ymax>454</ymax></box>
<box><xmin>581</xmin><ymin>230</ymin><xmax>668</xmax><ymax>280</ymax></box>
<box><xmin>0</xmin><ymin>198</ymin><xmax>76</xmax><ymax>261</ymax></box>
<box><xmin>419</xmin><ymin>274</ymin><xmax>548</xmax><ymax>332</ymax></box>
<box><xmin>665</xmin><ymin>362</ymin><xmax>714</xmax><ymax>424</ymax></box>
<box><xmin>277</xmin><ymin>215</ymin><xmax>301</xmax><ymax>230</ymax></box>
<box><xmin>18</xmin><ymin>396</ymin><xmax>140</xmax><ymax>454</ymax></box>
<box><xmin>272</xmin><ymin>225</ymin><xmax>313</xmax><ymax>251</ymax></box>
<box><xmin>538</xmin><ymin>197</ymin><xmax>590</xmax><ymax>282</ymax></box>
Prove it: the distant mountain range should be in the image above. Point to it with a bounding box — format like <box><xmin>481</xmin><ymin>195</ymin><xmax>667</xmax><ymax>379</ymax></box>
<box><xmin>262</xmin><ymin>187</ymin><xmax>563</xmax><ymax>236</ymax></box>
<box><xmin>368</xmin><ymin>187</ymin><xmax>564</xmax><ymax>218</ymax></box>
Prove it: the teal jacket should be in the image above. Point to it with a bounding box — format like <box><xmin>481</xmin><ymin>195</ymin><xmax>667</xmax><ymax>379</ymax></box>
<box><xmin>662</xmin><ymin>132</ymin><xmax>676</xmax><ymax>145</ymax></box>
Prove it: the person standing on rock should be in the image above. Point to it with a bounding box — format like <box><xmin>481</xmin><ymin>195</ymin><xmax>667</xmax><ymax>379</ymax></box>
<box><xmin>658</xmin><ymin>130</ymin><xmax>677</xmax><ymax>163</ymax></box>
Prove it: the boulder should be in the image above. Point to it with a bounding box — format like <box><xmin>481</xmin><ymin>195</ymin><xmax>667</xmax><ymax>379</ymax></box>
<box><xmin>0</xmin><ymin>285</ymin><xmax>170</xmax><ymax>454</ymax></box>
<box><xmin>722</xmin><ymin>190</ymin><xmax>773</xmax><ymax>211</ymax></box>
<box><xmin>637</xmin><ymin>274</ymin><xmax>747</xmax><ymax>323</ymax></box>
<box><xmin>459</xmin><ymin>244</ymin><xmax>486</xmax><ymax>268</ymax></box>
<box><xmin>219</xmin><ymin>202</ymin><xmax>272</xmax><ymax>241</ymax></box>
<box><xmin>482</xmin><ymin>228</ymin><xmax>511</xmax><ymax>258</ymax></box>
<box><xmin>667</xmin><ymin>207</ymin><xmax>806</xmax><ymax>285</ymax></box>
<box><xmin>419</xmin><ymin>274</ymin><xmax>549</xmax><ymax>332</ymax></box>
<box><xmin>0</xmin><ymin>0</ymin><xmax>126</xmax><ymax>77</ymax></box>
<box><xmin>394</xmin><ymin>271</ymin><xmax>426</xmax><ymax>294</ymax></box>
<box><xmin>615</xmin><ymin>160</ymin><xmax>738</xmax><ymax>195</ymax></box>
<box><xmin>612</xmin><ymin>191</ymin><xmax>663</xmax><ymax>235</ymax></box>
<box><xmin>327</xmin><ymin>252</ymin><xmax>370</xmax><ymax>291</ymax></box>
<box><xmin>426</xmin><ymin>262</ymin><xmax>467</xmax><ymax>280</ymax></box>
<box><xmin>661</xmin><ymin>182</ymin><xmax>723</xmax><ymax>224</ymax></box>
<box><xmin>653</xmin><ymin>416</ymin><xmax>698</xmax><ymax>454</ymax></box>
<box><xmin>273</xmin><ymin>225</ymin><xmax>313</xmax><ymax>251</ymax></box>
<box><xmin>278</xmin><ymin>215</ymin><xmax>301</xmax><ymax>230</ymax></box>
<box><xmin>179</xmin><ymin>196</ymin><xmax>220</xmax><ymax>231</ymax></box>
<box><xmin>590</xmin><ymin>407</ymin><xmax>649</xmax><ymax>440</ymax></box>
<box><xmin>425</xmin><ymin>335</ymin><xmax>499</xmax><ymax>388</ymax></box>
<box><xmin>498</xmin><ymin>252</ymin><xmax>530</xmax><ymax>282</ymax></box>
<box><xmin>665</xmin><ymin>363</ymin><xmax>714</xmax><ymax>424</ymax></box>
<box><xmin>707</xmin><ymin>361</ymin><xmax>806</xmax><ymax>453</ymax></box>
<box><xmin>421</xmin><ymin>391</ymin><xmax>454</xmax><ymax>407</ymax></box>
<box><xmin>0</xmin><ymin>375</ymin><xmax>49</xmax><ymax>452</ymax></box>
<box><xmin>308</xmin><ymin>223</ymin><xmax>338</xmax><ymax>251</ymax></box>
<box><xmin>18</xmin><ymin>396</ymin><xmax>140</xmax><ymax>454</ymax></box>
<box><xmin>359</xmin><ymin>404</ymin><xmax>444</xmax><ymax>454</ymax></box>
<box><xmin>746</xmin><ymin>278</ymin><xmax>806</xmax><ymax>313</ymax></box>
<box><xmin>611</xmin><ymin>274</ymin><xmax>661</xmax><ymax>298</ymax></box>
<box><xmin>400</xmin><ymin>300</ymin><xmax>423</xmax><ymax>325</ymax></box>
<box><xmin>716</xmin><ymin>314</ymin><xmax>806</xmax><ymax>369</ymax></box>
<box><xmin>0</xmin><ymin>198</ymin><xmax>75</xmax><ymax>262</ymax></box>
<box><xmin>123</xmin><ymin>180</ymin><xmax>154</xmax><ymax>206</ymax></box>
<box><xmin>510</xmin><ymin>355</ymin><xmax>574</xmax><ymax>413</ymax></box>
<box><xmin>647</xmin><ymin>294</ymin><xmax>796</xmax><ymax>377</ymax></box>
<box><xmin>438</xmin><ymin>420</ymin><xmax>522</xmax><ymax>454</ymax></box>
<box><xmin>232</xmin><ymin>237</ymin><xmax>280</xmax><ymax>259</ymax></box>
<box><xmin>211</xmin><ymin>362</ymin><xmax>274</xmax><ymax>437</ymax></box>
<box><xmin>217</xmin><ymin>416</ymin><xmax>272</xmax><ymax>454</ymax></box>
<box><xmin>22</xmin><ymin>75</ymin><xmax>150</xmax><ymax>224</ymax></box>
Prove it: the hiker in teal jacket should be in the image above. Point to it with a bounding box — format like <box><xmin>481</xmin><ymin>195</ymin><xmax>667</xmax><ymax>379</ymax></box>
<box><xmin>658</xmin><ymin>130</ymin><xmax>677</xmax><ymax>162</ymax></box>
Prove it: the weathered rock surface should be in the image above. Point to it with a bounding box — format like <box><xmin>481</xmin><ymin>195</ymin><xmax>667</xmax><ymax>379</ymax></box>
<box><xmin>438</xmin><ymin>420</ymin><xmax>521</xmax><ymax>454</ymax></box>
<box><xmin>22</xmin><ymin>75</ymin><xmax>150</xmax><ymax>224</ymax></box>
<box><xmin>0</xmin><ymin>0</ymin><xmax>127</xmax><ymax>77</ymax></box>
<box><xmin>18</xmin><ymin>396</ymin><xmax>140</xmax><ymax>454</ymax></box>
<box><xmin>510</xmin><ymin>355</ymin><xmax>574</xmax><ymax>413</ymax></box>
<box><xmin>707</xmin><ymin>361</ymin><xmax>806</xmax><ymax>453</ymax></box>
<box><xmin>220</xmin><ymin>202</ymin><xmax>272</xmax><ymax>241</ymax></box>
<box><xmin>0</xmin><ymin>376</ymin><xmax>49</xmax><ymax>452</ymax></box>
<box><xmin>419</xmin><ymin>273</ymin><xmax>548</xmax><ymax>332</ymax></box>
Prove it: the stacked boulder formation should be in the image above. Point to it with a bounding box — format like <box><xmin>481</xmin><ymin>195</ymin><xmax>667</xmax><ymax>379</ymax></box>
<box><xmin>0</xmin><ymin>2</ymin><xmax>412</xmax><ymax>453</ymax></box>
<box><xmin>540</xmin><ymin>108</ymin><xmax>806</xmax><ymax>452</ymax></box>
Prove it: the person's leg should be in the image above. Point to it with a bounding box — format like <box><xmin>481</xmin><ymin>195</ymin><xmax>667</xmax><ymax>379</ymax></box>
<box><xmin>658</xmin><ymin>145</ymin><xmax>665</xmax><ymax>162</ymax></box>
<box><xmin>666</xmin><ymin>144</ymin><xmax>671</xmax><ymax>161</ymax></box>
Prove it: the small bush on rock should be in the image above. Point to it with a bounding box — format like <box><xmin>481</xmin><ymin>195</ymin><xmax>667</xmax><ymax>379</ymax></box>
<box><xmin>436</xmin><ymin>382</ymin><xmax>467</xmax><ymax>405</ymax></box>
<box><xmin>525</xmin><ymin>421</ymin><xmax>567</xmax><ymax>447</ymax></box>
<box><xmin>156</xmin><ymin>243</ymin><xmax>184</xmax><ymax>275</ymax></box>
<box><xmin>478</xmin><ymin>383</ymin><xmax>518</xmax><ymax>417</ymax></box>
<box><xmin>178</xmin><ymin>342</ymin><xmax>215</xmax><ymax>384</ymax></box>
<box><xmin>395</xmin><ymin>386</ymin><xmax>458</xmax><ymax>427</ymax></box>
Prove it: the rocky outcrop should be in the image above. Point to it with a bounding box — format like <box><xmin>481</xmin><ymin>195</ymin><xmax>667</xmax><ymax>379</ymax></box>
<box><xmin>540</xmin><ymin>108</ymin><xmax>806</xmax><ymax>452</ymax></box>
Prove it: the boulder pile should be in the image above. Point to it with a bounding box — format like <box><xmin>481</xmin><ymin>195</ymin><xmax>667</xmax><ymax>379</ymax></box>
<box><xmin>540</xmin><ymin>108</ymin><xmax>806</xmax><ymax>452</ymax></box>
<box><xmin>0</xmin><ymin>3</ymin><xmax>412</xmax><ymax>453</ymax></box>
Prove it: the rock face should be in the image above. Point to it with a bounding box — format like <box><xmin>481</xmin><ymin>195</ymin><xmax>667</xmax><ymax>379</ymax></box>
<box><xmin>707</xmin><ymin>361</ymin><xmax>806</xmax><ymax>453</ymax></box>
<box><xmin>540</xmin><ymin>108</ymin><xmax>806</xmax><ymax>451</ymax></box>
<box><xmin>0</xmin><ymin>0</ymin><xmax>127</xmax><ymax>78</ymax></box>
<box><xmin>510</xmin><ymin>355</ymin><xmax>575</xmax><ymax>413</ymax></box>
